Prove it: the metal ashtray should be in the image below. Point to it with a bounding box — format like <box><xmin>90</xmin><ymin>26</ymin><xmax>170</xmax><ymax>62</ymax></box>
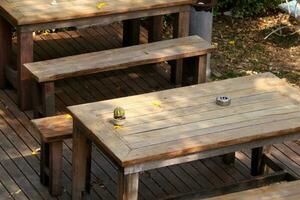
<box><xmin>216</xmin><ymin>96</ymin><xmax>231</xmax><ymax>106</ymax></box>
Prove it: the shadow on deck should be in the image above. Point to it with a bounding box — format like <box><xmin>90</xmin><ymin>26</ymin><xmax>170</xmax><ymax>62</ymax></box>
<box><xmin>0</xmin><ymin>23</ymin><xmax>299</xmax><ymax>200</ymax></box>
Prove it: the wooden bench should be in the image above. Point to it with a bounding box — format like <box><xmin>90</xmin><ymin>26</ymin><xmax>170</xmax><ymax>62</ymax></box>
<box><xmin>31</xmin><ymin>114</ymin><xmax>73</xmax><ymax>196</ymax></box>
<box><xmin>203</xmin><ymin>180</ymin><xmax>300</xmax><ymax>200</ymax></box>
<box><xmin>24</xmin><ymin>35</ymin><xmax>215</xmax><ymax>117</ymax></box>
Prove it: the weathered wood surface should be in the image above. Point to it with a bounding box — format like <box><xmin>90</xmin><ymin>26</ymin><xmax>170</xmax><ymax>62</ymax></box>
<box><xmin>31</xmin><ymin>114</ymin><xmax>72</xmax><ymax>142</ymax></box>
<box><xmin>68</xmin><ymin>72</ymin><xmax>300</xmax><ymax>167</ymax></box>
<box><xmin>0</xmin><ymin>25</ymin><xmax>300</xmax><ymax>199</ymax></box>
<box><xmin>0</xmin><ymin>0</ymin><xmax>195</xmax><ymax>26</ymax></box>
<box><xmin>25</xmin><ymin>35</ymin><xmax>214</xmax><ymax>83</ymax></box>
<box><xmin>203</xmin><ymin>180</ymin><xmax>300</xmax><ymax>200</ymax></box>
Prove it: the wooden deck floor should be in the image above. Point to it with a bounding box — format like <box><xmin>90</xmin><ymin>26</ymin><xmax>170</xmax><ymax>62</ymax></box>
<box><xmin>0</xmin><ymin>23</ymin><xmax>300</xmax><ymax>200</ymax></box>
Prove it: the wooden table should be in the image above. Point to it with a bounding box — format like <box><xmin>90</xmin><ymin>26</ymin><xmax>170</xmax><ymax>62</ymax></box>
<box><xmin>68</xmin><ymin>72</ymin><xmax>300</xmax><ymax>200</ymax></box>
<box><xmin>0</xmin><ymin>0</ymin><xmax>194</xmax><ymax>110</ymax></box>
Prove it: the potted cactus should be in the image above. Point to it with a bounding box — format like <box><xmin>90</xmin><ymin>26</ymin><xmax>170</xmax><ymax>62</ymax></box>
<box><xmin>113</xmin><ymin>107</ymin><xmax>126</xmax><ymax>126</ymax></box>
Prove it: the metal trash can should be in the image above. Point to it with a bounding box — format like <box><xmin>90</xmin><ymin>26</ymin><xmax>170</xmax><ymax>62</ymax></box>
<box><xmin>190</xmin><ymin>0</ymin><xmax>217</xmax><ymax>78</ymax></box>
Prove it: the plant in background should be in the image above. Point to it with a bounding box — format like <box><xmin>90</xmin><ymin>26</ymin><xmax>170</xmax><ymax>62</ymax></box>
<box><xmin>215</xmin><ymin>0</ymin><xmax>283</xmax><ymax>17</ymax></box>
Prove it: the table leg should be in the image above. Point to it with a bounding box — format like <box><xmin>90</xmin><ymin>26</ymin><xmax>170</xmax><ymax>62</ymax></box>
<box><xmin>17</xmin><ymin>29</ymin><xmax>33</xmax><ymax>110</ymax></box>
<box><xmin>0</xmin><ymin>16</ymin><xmax>12</xmax><ymax>88</ymax></box>
<box><xmin>118</xmin><ymin>171</ymin><xmax>139</xmax><ymax>200</ymax></box>
<box><xmin>170</xmin><ymin>11</ymin><xmax>190</xmax><ymax>85</ymax></box>
<box><xmin>251</xmin><ymin>147</ymin><xmax>266</xmax><ymax>176</ymax></box>
<box><xmin>72</xmin><ymin>122</ymin><xmax>92</xmax><ymax>200</ymax></box>
<box><xmin>123</xmin><ymin>19</ymin><xmax>141</xmax><ymax>47</ymax></box>
<box><xmin>148</xmin><ymin>16</ymin><xmax>163</xmax><ymax>42</ymax></box>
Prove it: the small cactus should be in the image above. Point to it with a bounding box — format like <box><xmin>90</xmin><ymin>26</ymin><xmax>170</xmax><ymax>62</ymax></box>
<box><xmin>113</xmin><ymin>107</ymin><xmax>126</xmax><ymax>119</ymax></box>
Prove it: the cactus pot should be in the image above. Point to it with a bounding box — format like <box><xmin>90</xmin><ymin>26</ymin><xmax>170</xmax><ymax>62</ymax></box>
<box><xmin>113</xmin><ymin>118</ymin><xmax>126</xmax><ymax>126</ymax></box>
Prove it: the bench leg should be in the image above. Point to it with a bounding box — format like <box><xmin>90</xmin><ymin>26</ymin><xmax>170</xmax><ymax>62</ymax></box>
<box><xmin>17</xmin><ymin>29</ymin><xmax>33</xmax><ymax>110</ymax></box>
<box><xmin>49</xmin><ymin>141</ymin><xmax>63</xmax><ymax>196</ymax></box>
<box><xmin>33</xmin><ymin>82</ymin><xmax>55</xmax><ymax>118</ymax></box>
<box><xmin>42</xmin><ymin>82</ymin><xmax>55</xmax><ymax>116</ymax></box>
<box><xmin>123</xmin><ymin>19</ymin><xmax>141</xmax><ymax>47</ymax></box>
<box><xmin>222</xmin><ymin>153</ymin><xmax>236</xmax><ymax>165</ymax></box>
<box><xmin>40</xmin><ymin>142</ymin><xmax>50</xmax><ymax>186</ymax></box>
<box><xmin>148</xmin><ymin>16</ymin><xmax>163</xmax><ymax>43</ymax></box>
<box><xmin>251</xmin><ymin>147</ymin><xmax>266</xmax><ymax>176</ymax></box>
<box><xmin>193</xmin><ymin>55</ymin><xmax>207</xmax><ymax>84</ymax></box>
<box><xmin>0</xmin><ymin>16</ymin><xmax>12</xmax><ymax>88</ymax></box>
<box><xmin>170</xmin><ymin>11</ymin><xmax>190</xmax><ymax>86</ymax></box>
<box><xmin>118</xmin><ymin>171</ymin><xmax>139</xmax><ymax>200</ymax></box>
<box><xmin>182</xmin><ymin>55</ymin><xmax>207</xmax><ymax>86</ymax></box>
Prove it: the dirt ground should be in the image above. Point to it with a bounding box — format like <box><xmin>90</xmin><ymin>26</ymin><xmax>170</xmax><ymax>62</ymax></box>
<box><xmin>211</xmin><ymin>12</ymin><xmax>300</xmax><ymax>87</ymax></box>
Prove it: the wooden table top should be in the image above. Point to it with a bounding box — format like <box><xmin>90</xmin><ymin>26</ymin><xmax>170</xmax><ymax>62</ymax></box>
<box><xmin>68</xmin><ymin>73</ymin><xmax>300</xmax><ymax>167</ymax></box>
<box><xmin>0</xmin><ymin>0</ymin><xmax>194</xmax><ymax>26</ymax></box>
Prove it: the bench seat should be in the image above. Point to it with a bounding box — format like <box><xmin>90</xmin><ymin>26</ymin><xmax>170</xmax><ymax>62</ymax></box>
<box><xmin>25</xmin><ymin>35</ymin><xmax>215</xmax><ymax>117</ymax></box>
<box><xmin>31</xmin><ymin>114</ymin><xmax>72</xmax><ymax>196</ymax></box>
<box><xmin>32</xmin><ymin>114</ymin><xmax>73</xmax><ymax>142</ymax></box>
<box><xmin>25</xmin><ymin>36</ymin><xmax>214</xmax><ymax>82</ymax></box>
<box><xmin>204</xmin><ymin>180</ymin><xmax>300</xmax><ymax>200</ymax></box>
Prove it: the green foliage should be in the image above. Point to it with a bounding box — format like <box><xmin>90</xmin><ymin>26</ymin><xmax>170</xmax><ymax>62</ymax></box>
<box><xmin>215</xmin><ymin>0</ymin><xmax>283</xmax><ymax>17</ymax></box>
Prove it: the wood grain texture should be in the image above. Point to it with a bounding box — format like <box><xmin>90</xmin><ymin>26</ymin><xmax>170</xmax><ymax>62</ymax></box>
<box><xmin>0</xmin><ymin>0</ymin><xmax>195</xmax><ymax>25</ymax></box>
<box><xmin>68</xmin><ymin>73</ymin><xmax>300</xmax><ymax>167</ymax></box>
<box><xmin>118</xmin><ymin>172</ymin><xmax>140</xmax><ymax>200</ymax></box>
<box><xmin>2</xmin><ymin>27</ymin><xmax>300</xmax><ymax>199</ymax></box>
<box><xmin>17</xmin><ymin>30</ymin><xmax>33</xmax><ymax>110</ymax></box>
<box><xmin>0</xmin><ymin>16</ymin><xmax>12</xmax><ymax>88</ymax></box>
<box><xmin>24</xmin><ymin>36</ymin><xmax>214</xmax><ymax>82</ymax></box>
<box><xmin>203</xmin><ymin>180</ymin><xmax>300</xmax><ymax>200</ymax></box>
<box><xmin>31</xmin><ymin>114</ymin><xmax>73</xmax><ymax>142</ymax></box>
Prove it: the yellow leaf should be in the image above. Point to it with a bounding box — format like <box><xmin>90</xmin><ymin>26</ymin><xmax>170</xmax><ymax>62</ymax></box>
<box><xmin>151</xmin><ymin>101</ymin><xmax>161</xmax><ymax>108</ymax></box>
<box><xmin>65</xmin><ymin>114</ymin><xmax>72</xmax><ymax>119</ymax></box>
<box><xmin>228</xmin><ymin>40</ymin><xmax>235</xmax><ymax>45</ymax></box>
<box><xmin>114</xmin><ymin>125</ymin><xmax>122</xmax><ymax>129</ymax></box>
<box><xmin>31</xmin><ymin>148</ymin><xmax>40</xmax><ymax>156</ymax></box>
<box><xmin>96</xmin><ymin>2</ymin><xmax>108</xmax><ymax>9</ymax></box>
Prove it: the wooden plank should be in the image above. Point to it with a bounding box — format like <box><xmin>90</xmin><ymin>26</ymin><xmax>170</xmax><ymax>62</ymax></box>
<box><xmin>251</xmin><ymin>147</ymin><xmax>265</xmax><ymax>176</ymax></box>
<box><xmin>4</xmin><ymin>26</ymin><xmax>300</xmax><ymax>200</ymax></box>
<box><xmin>0</xmin><ymin>159</ymin><xmax>28</xmax><ymax>200</ymax></box>
<box><xmin>170</xmin><ymin>10</ymin><xmax>190</xmax><ymax>85</ymax></box>
<box><xmin>49</xmin><ymin>141</ymin><xmax>63</xmax><ymax>196</ymax></box>
<box><xmin>68</xmin><ymin>73</ymin><xmax>300</xmax><ymax>166</ymax></box>
<box><xmin>123</xmin><ymin>19</ymin><xmax>141</xmax><ymax>47</ymax></box>
<box><xmin>203</xmin><ymin>180</ymin><xmax>300</xmax><ymax>200</ymax></box>
<box><xmin>118</xmin><ymin>171</ymin><xmax>139</xmax><ymax>200</ymax></box>
<box><xmin>168</xmin><ymin>171</ymin><xmax>295</xmax><ymax>200</ymax></box>
<box><xmin>0</xmin><ymin>0</ymin><xmax>194</xmax><ymax>25</ymax></box>
<box><xmin>17</xmin><ymin>30</ymin><xmax>33</xmax><ymax>110</ymax></box>
<box><xmin>0</xmin><ymin>16</ymin><xmax>12</xmax><ymax>88</ymax></box>
<box><xmin>0</xmin><ymin>100</ymin><xmax>58</xmax><ymax>199</ymax></box>
<box><xmin>148</xmin><ymin>16</ymin><xmax>163</xmax><ymax>42</ymax></box>
<box><xmin>75</xmin><ymin>73</ymin><xmax>284</xmax><ymax>116</ymax></box>
<box><xmin>31</xmin><ymin>114</ymin><xmax>72</xmax><ymax>142</ymax></box>
<box><xmin>24</xmin><ymin>36</ymin><xmax>214</xmax><ymax>83</ymax></box>
<box><xmin>125</xmin><ymin>116</ymin><xmax>300</xmax><ymax>166</ymax></box>
<box><xmin>72</xmin><ymin>120</ymin><xmax>92</xmax><ymax>200</ymax></box>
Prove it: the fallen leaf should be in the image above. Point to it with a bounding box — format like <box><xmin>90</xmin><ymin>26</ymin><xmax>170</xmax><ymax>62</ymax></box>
<box><xmin>151</xmin><ymin>101</ymin><xmax>162</xmax><ymax>108</ymax></box>
<box><xmin>65</xmin><ymin>114</ymin><xmax>72</xmax><ymax>119</ymax></box>
<box><xmin>114</xmin><ymin>125</ymin><xmax>122</xmax><ymax>129</ymax></box>
<box><xmin>228</xmin><ymin>40</ymin><xmax>235</xmax><ymax>45</ymax></box>
<box><xmin>96</xmin><ymin>2</ymin><xmax>108</xmax><ymax>9</ymax></box>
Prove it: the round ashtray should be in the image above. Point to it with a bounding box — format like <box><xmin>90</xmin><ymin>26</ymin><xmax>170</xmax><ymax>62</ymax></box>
<box><xmin>216</xmin><ymin>96</ymin><xmax>231</xmax><ymax>106</ymax></box>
